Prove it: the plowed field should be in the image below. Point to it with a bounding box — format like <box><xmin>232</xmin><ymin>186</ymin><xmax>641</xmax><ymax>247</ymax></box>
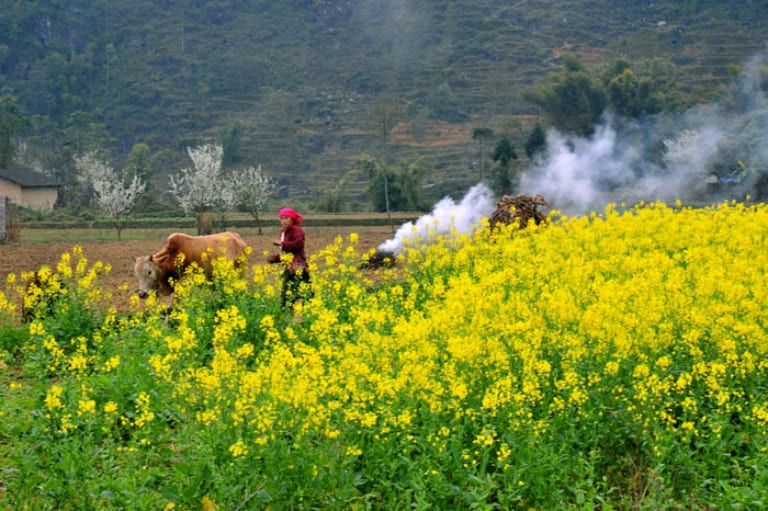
<box><xmin>0</xmin><ymin>225</ymin><xmax>396</xmax><ymax>313</ymax></box>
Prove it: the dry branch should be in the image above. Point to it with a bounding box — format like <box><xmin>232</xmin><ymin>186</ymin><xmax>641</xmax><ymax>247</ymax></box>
<box><xmin>488</xmin><ymin>194</ymin><xmax>549</xmax><ymax>230</ymax></box>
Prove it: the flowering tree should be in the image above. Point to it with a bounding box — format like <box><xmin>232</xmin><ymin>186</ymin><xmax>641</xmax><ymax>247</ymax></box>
<box><xmin>663</xmin><ymin>127</ymin><xmax>726</xmax><ymax>199</ymax></box>
<box><xmin>74</xmin><ymin>151</ymin><xmax>112</xmax><ymax>205</ymax></box>
<box><xmin>92</xmin><ymin>175</ymin><xmax>146</xmax><ymax>240</ymax></box>
<box><xmin>663</xmin><ymin>129</ymin><xmax>701</xmax><ymax>168</ymax></box>
<box><xmin>169</xmin><ymin>143</ymin><xmax>277</xmax><ymax>234</ymax></box>
<box><xmin>232</xmin><ymin>165</ymin><xmax>276</xmax><ymax>234</ymax></box>
<box><xmin>74</xmin><ymin>152</ymin><xmax>146</xmax><ymax>240</ymax></box>
<box><xmin>168</xmin><ymin>144</ymin><xmax>229</xmax><ymax>234</ymax></box>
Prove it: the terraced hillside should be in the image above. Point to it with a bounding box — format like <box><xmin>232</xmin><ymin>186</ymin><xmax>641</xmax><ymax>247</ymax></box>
<box><xmin>2</xmin><ymin>0</ymin><xmax>767</xmax><ymax>204</ymax></box>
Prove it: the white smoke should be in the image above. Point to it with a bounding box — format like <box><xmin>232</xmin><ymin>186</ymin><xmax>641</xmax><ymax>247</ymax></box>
<box><xmin>377</xmin><ymin>53</ymin><xmax>768</xmax><ymax>253</ymax></box>
<box><xmin>377</xmin><ymin>182</ymin><xmax>495</xmax><ymax>255</ymax></box>
<box><xmin>519</xmin><ymin>118</ymin><xmax>725</xmax><ymax>215</ymax></box>
<box><xmin>520</xmin><ymin>52</ymin><xmax>768</xmax><ymax>216</ymax></box>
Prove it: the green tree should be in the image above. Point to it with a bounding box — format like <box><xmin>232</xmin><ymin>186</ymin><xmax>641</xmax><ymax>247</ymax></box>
<box><xmin>359</xmin><ymin>156</ymin><xmax>394</xmax><ymax>215</ymax></box>
<box><xmin>317</xmin><ymin>168</ymin><xmax>362</xmax><ymax>213</ymax></box>
<box><xmin>63</xmin><ymin>111</ymin><xmax>115</xmax><ymax>157</ymax></box>
<box><xmin>319</xmin><ymin>187</ymin><xmax>343</xmax><ymax>213</ymax></box>
<box><xmin>522</xmin><ymin>54</ymin><xmax>606</xmax><ymax>136</ymax></box>
<box><xmin>427</xmin><ymin>82</ymin><xmax>467</xmax><ymax>122</ymax></box>
<box><xmin>393</xmin><ymin>157</ymin><xmax>429</xmax><ymax>212</ymax></box>
<box><xmin>0</xmin><ymin>94</ymin><xmax>25</xmax><ymax>168</ymax></box>
<box><xmin>149</xmin><ymin>148</ymin><xmax>181</xmax><ymax>200</ymax></box>
<box><xmin>524</xmin><ymin>123</ymin><xmax>547</xmax><ymax>160</ymax></box>
<box><xmin>356</xmin><ymin>156</ymin><xmax>394</xmax><ymax>232</ymax></box>
<box><xmin>124</xmin><ymin>143</ymin><xmax>152</xmax><ymax>182</ymax></box>
<box><xmin>220</xmin><ymin>122</ymin><xmax>244</xmax><ymax>167</ymax></box>
<box><xmin>25</xmin><ymin>114</ymin><xmax>79</xmax><ymax>205</ymax></box>
<box><xmin>124</xmin><ymin>143</ymin><xmax>161</xmax><ymax>209</ymax></box>
<box><xmin>603</xmin><ymin>61</ymin><xmax>660</xmax><ymax>119</ymax></box>
<box><xmin>490</xmin><ymin>136</ymin><xmax>518</xmax><ymax>196</ymax></box>
<box><xmin>601</xmin><ymin>58</ymin><xmax>687</xmax><ymax>118</ymax></box>
<box><xmin>358</xmin><ymin>155</ymin><xmax>427</xmax><ymax>214</ymax></box>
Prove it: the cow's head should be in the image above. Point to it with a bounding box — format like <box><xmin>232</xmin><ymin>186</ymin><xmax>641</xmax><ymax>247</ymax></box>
<box><xmin>134</xmin><ymin>255</ymin><xmax>160</xmax><ymax>298</ymax></box>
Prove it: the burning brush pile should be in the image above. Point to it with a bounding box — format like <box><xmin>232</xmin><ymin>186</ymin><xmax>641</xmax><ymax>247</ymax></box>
<box><xmin>361</xmin><ymin>189</ymin><xmax>549</xmax><ymax>269</ymax></box>
<box><xmin>488</xmin><ymin>194</ymin><xmax>549</xmax><ymax>230</ymax></box>
<box><xmin>360</xmin><ymin>249</ymin><xmax>397</xmax><ymax>269</ymax></box>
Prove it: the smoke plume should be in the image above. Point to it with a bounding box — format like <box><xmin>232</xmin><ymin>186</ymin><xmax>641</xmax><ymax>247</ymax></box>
<box><xmin>377</xmin><ymin>183</ymin><xmax>495</xmax><ymax>255</ymax></box>
<box><xmin>377</xmin><ymin>52</ymin><xmax>768</xmax><ymax>254</ymax></box>
<box><xmin>520</xmin><ymin>52</ymin><xmax>768</xmax><ymax>215</ymax></box>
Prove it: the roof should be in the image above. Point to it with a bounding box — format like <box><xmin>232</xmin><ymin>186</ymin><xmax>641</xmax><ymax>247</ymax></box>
<box><xmin>0</xmin><ymin>166</ymin><xmax>60</xmax><ymax>188</ymax></box>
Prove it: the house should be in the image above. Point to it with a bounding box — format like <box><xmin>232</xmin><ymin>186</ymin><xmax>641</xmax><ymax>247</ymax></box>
<box><xmin>0</xmin><ymin>166</ymin><xmax>60</xmax><ymax>212</ymax></box>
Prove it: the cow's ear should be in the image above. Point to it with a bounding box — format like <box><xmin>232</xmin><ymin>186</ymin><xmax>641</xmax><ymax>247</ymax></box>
<box><xmin>153</xmin><ymin>254</ymin><xmax>169</xmax><ymax>264</ymax></box>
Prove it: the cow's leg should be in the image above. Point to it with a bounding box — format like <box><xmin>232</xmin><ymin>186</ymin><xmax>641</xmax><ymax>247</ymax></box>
<box><xmin>162</xmin><ymin>299</ymin><xmax>174</xmax><ymax>327</ymax></box>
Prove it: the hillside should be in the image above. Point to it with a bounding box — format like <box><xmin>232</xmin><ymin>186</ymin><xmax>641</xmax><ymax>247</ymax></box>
<box><xmin>2</xmin><ymin>0</ymin><xmax>768</xmax><ymax>205</ymax></box>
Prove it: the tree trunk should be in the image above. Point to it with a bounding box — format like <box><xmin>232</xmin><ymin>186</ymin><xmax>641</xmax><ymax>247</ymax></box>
<box><xmin>197</xmin><ymin>211</ymin><xmax>214</xmax><ymax>235</ymax></box>
<box><xmin>254</xmin><ymin>211</ymin><xmax>263</xmax><ymax>235</ymax></box>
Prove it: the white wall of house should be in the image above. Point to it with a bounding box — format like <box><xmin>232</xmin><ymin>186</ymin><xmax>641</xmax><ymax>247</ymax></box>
<box><xmin>0</xmin><ymin>178</ymin><xmax>58</xmax><ymax>212</ymax></box>
<box><xmin>21</xmin><ymin>188</ymin><xmax>58</xmax><ymax>211</ymax></box>
<box><xmin>0</xmin><ymin>179</ymin><xmax>22</xmax><ymax>203</ymax></box>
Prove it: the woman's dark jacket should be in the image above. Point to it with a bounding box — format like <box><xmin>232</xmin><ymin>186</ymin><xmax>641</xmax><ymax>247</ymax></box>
<box><xmin>268</xmin><ymin>225</ymin><xmax>307</xmax><ymax>274</ymax></box>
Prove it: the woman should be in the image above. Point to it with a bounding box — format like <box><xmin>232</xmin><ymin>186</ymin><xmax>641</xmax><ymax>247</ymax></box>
<box><xmin>268</xmin><ymin>207</ymin><xmax>311</xmax><ymax>308</ymax></box>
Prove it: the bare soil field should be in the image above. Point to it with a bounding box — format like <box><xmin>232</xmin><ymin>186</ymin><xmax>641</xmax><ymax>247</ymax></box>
<box><xmin>0</xmin><ymin>225</ymin><xmax>397</xmax><ymax>314</ymax></box>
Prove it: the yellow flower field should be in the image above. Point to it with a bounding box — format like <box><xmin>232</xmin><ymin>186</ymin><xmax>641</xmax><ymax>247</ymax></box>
<box><xmin>1</xmin><ymin>200</ymin><xmax>767</xmax><ymax>509</ymax></box>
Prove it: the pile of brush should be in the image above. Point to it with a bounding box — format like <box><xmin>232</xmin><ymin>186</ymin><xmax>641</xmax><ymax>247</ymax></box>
<box><xmin>359</xmin><ymin>249</ymin><xmax>397</xmax><ymax>269</ymax></box>
<box><xmin>488</xmin><ymin>194</ymin><xmax>549</xmax><ymax>230</ymax></box>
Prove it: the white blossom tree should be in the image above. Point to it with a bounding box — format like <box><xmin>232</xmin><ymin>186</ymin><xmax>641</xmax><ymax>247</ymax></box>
<box><xmin>169</xmin><ymin>143</ymin><xmax>277</xmax><ymax>234</ymax></box>
<box><xmin>214</xmin><ymin>174</ymin><xmax>239</xmax><ymax>233</ymax></box>
<box><xmin>74</xmin><ymin>152</ymin><xmax>146</xmax><ymax>240</ymax></box>
<box><xmin>168</xmin><ymin>143</ymin><xmax>228</xmax><ymax>234</ymax></box>
<box><xmin>74</xmin><ymin>151</ymin><xmax>113</xmax><ymax>205</ymax></box>
<box><xmin>232</xmin><ymin>165</ymin><xmax>277</xmax><ymax>234</ymax></box>
<box><xmin>93</xmin><ymin>174</ymin><xmax>146</xmax><ymax>240</ymax></box>
<box><xmin>663</xmin><ymin>127</ymin><xmax>724</xmax><ymax>199</ymax></box>
<box><xmin>663</xmin><ymin>129</ymin><xmax>701</xmax><ymax>168</ymax></box>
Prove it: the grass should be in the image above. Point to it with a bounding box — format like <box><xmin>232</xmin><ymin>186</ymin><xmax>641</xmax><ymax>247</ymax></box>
<box><xmin>18</xmin><ymin>228</ymin><xmax>174</xmax><ymax>243</ymax></box>
<box><xmin>15</xmin><ymin>212</ymin><xmax>420</xmax><ymax>243</ymax></box>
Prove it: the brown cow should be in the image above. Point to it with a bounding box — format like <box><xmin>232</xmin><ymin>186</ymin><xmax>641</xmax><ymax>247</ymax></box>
<box><xmin>134</xmin><ymin>231</ymin><xmax>248</xmax><ymax>297</ymax></box>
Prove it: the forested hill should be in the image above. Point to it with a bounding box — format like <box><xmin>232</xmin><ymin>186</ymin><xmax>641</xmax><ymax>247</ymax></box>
<box><xmin>2</xmin><ymin>0</ymin><xmax>768</xmax><ymax>204</ymax></box>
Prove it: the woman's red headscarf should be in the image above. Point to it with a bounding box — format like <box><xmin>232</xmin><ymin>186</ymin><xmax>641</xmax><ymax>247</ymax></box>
<box><xmin>278</xmin><ymin>207</ymin><xmax>304</xmax><ymax>226</ymax></box>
